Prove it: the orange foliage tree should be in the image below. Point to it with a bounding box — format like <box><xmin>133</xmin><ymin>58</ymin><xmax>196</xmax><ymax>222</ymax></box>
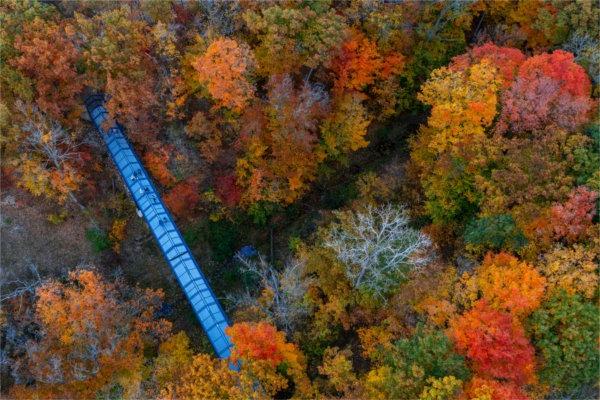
<box><xmin>328</xmin><ymin>29</ymin><xmax>403</xmax><ymax>94</ymax></box>
<box><xmin>193</xmin><ymin>37</ymin><xmax>256</xmax><ymax>112</ymax></box>
<box><xmin>9</xmin><ymin>269</ymin><xmax>170</xmax><ymax>399</ymax></box>
<box><xmin>473</xmin><ymin>252</ymin><xmax>546</xmax><ymax>317</ymax></box>
<box><xmin>143</xmin><ymin>145</ymin><xmax>176</xmax><ymax>187</ymax></box>
<box><xmin>462</xmin><ymin>376</ymin><xmax>530</xmax><ymax>400</ymax></box>
<box><xmin>226</xmin><ymin>322</ymin><xmax>311</xmax><ymax>396</ymax></box>
<box><xmin>12</xmin><ymin>17</ymin><xmax>83</xmax><ymax>124</ymax></box>
<box><xmin>449</xmin><ymin>300</ymin><xmax>536</xmax><ymax>385</ymax></box>
<box><xmin>236</xmin><ymin>75</ymin><xmax>327</xmax><ymax>205</ymax></box>
<box><xmin>451</xmin><ymin>43</ymin><xmax>526</xmax><ymax>87</ymax></box>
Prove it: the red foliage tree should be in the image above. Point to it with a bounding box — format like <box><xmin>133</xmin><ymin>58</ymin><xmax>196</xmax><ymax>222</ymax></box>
<box><xmin>215</xmin><ymin>174</ymin><xmax>242</xmax><ymax>207</ymax></box>
<box><xmin>451</xmin><ymin>43</ymin><xmax>526</xmax><ymax>86</ymax></box>
<box><xmin>496</xmin><ymin>50</ymin><xmax>593</xmax><ymax>135</ymax></box>
<box><xmin>551</xmin><ymin>186</ymin><xmax>598</xmax><ymax>243</ymax></box>
<box><xmin>449</xmin><ymin>300</ymin><xmax>536</xmax><ymax>384</ymax></box>
<box><xmin>164</xmin><ymin>177</ymin><xmax>200</xmax><ymax>219</ymax></box>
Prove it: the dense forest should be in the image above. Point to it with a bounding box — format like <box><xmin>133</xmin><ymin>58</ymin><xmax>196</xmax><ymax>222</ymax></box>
<box><xmin>1</xmin><ymin>0</ymin><xmax>599</xmax><ymax>399</ymax></box>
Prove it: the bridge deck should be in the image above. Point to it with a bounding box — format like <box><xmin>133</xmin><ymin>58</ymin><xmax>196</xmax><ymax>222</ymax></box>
<box><xmin>84</xmin><ymin>95</ymin><xmax>232</xmax><ymax>359</ymax></box>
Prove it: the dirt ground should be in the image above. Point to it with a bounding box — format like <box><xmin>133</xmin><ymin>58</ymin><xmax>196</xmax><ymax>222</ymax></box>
<box><xmin>0</xmin><ymin>188</ymin><xmax>100</xmax><ymax>284</ymax></box>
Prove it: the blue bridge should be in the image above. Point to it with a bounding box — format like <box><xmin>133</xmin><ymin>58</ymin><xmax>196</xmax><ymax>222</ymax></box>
<box><xmin>84</xmin><ymin>95</ymin><xmax>233</xmax><ymax>359</ymax></box>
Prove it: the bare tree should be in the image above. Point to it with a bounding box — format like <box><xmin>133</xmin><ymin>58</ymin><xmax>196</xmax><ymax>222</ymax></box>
<box><xmin>232</xmin><ymin>253</ymin><xmax>311</xmax><ymax>334</ymax></box>
<box><xmin>322</xmin><ymin>204</ymin><xmax>432</xmax><ymax>297</ymax></box>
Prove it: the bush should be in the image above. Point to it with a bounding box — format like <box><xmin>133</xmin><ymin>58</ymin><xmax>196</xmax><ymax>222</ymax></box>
<box><xmin>85</xmin><ymin>227</ymin><xmax>111</xmax><ymax>253</ymax></box>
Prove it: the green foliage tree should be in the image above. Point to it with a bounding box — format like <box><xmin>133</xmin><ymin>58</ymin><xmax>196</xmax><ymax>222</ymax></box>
<box><xmin>464</xmin><ymin>214</ymin><xmax>527</xmax><ymax>254</ymax></box>
<box><xmin>527</xmin><ymin>290</ymin><xmax>599</xmax><ymax>393</ymax></box>
<box><xmin>365</xmin><ymin>327</ymin><xmax>470</xmax><ymax>399</ymax></box>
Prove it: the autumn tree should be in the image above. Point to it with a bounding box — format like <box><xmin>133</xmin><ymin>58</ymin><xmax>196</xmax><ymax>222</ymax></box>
<box><xmin>550</xmin><ymin>186</ymin><xmax>598</xmax><ymax>243</ymax></box>
<box><xmin>328</xmin><ymin>29</ymin><xmax>403</xmax><ymax>94</ymax></box>
<box><xmin>320</xmin><ymin>92</ymin><xmax>371</xmax><ymax>158</ymax></box>
<box><xmin>11</xmin><ymin>17</ymin><xmax>83</xmax><ymax>124</ymax></box>
<box><xmin>449</xmin><ymin>300</ymin><xmax>536</xmax><ymax>384</ymax></box>
<box><xmin>236</xmin><ymin>74</ymin><xmax>328</xmax><ymax>205</ymax></box>
<box><xmin>9</xmin><ymin>269</ymin><xmax>170</xmax><ymax>399</ymax></box>
<box><xmin>539</xmin><ymin>243</ymin><xmax>598</xmax><ymax>299</ymax></box>
<box><xmin>470</xmin><ymin>252</ymin><xmax>546</xmax><ymax>317</ymax></box>
<box><xmin>450</xmin><ymin>43</ymin><xmax>526</xmax><ymax>87</ymax></box>
<box><xmin>461</xmin><ymin>376</ymin><xmax>529</xmax><ymax>400</ymax></box>
<box><xmin>192</xmin><ymin>37</ymin><xmax>255</xmax><ymax>112</ymax></box>
<box><xmin>243</xmin><ymin>3</ymin><xmax>345</xmax><ymax>75</ymax></box>
<box><xmin>364</xmin><ymin>328</ymin><xmax>470</xmax><ymax>400</ymax></box>
<box><xmin>417</xmin><ymin>60</ymin><xmax>500</xmax><ymax>153</ymax></box>
<box><xmin>75</xmin><ymin>7</ymin><xmax>161</xmax><ymax>144</ymax></box>
<box><xmin>226</xmin><ymin>322</ymin><xmax>311</xmax><ymax>397</ymax></box>
<box><xmin>527</xmin><ymin>290</ymin><xmax>599</xmax><ymax>393</ymax></box>
<box><xmin>495</xmin><ymin>50</ymin><xmax>593</xmax><ymax>135</ymax></box>
<box><xmin>164</xmin><ymin>177</ymin><xmax>200</xmax><ymax>219</ymax></box>
<box><xmin>233</xmin><ymin>253</ymin><xmax>310</xmax><ymax>334</ymax></box>
<box><xmin>13</xmin><ymin>102</ymin><xmax>87</xmax><ymax>204</ymax></box>
<box><xmin>322</xmin><ymin>204</ymin><xmax>431</xmax><ymax>297</ymax></box>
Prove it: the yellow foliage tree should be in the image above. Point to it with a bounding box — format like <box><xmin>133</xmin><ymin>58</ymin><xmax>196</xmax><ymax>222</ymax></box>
<box><xmin>417</xmin><ymin>60</ymin><xmax>500</xmax><ymax>154</ymax></box>
<box><xmin>193</xmin><ymin>37</ymin><xmax>255</xmax><ymax>112</ymax></box>
<box><xmin>539</xmin><ymin>243</ymin><xmax>599</xmax><ymax>299</ymax></box>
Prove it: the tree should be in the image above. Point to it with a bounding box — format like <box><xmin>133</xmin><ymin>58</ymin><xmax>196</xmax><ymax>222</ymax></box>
<box><xmin>192</xmin><ymin>37</ymin><xmax>255</xmax><ymax>112</ymax></box>
<box><xmin>226</xmin><ymin>322</ymin><xmax>311</xmax><ymax>397</ymax></box>
<box><xmin>236</xmin><ymin>74</ymin><xmax>328</xmax><ymax>205</ymax></box>
<box><xmin>318</xmin><ymin>347</ymin><xmax>360</xmax><ymax>397</ymax></box>
<box><xmin>75</xmin><ymin>7</ymin><xmax>161</xmax><ymax>145</ymax></box>
<box><xmin>233</xmin><ymin>253</ymin><xmax>310</xmax><ymax>334</ymax></box>
<box><xmin>472</xmin><ymin>252</ymin><xmax>546</xmax><ymax>317</ymax></box>
<box><xmin>164</xmin><ymin>177</ymin><xmax>200</xmax><ymax>219</ymax></box>
<box><xmin>527</xmin><ymin>290</ymin><xmax>598</xmax><ymax>393</ymax></box>
<box><xmin>11</xmin><ymin>17</ymin><xmax>83</xmax><ymax>124</ymax></box>
<box><xmin>451</xmin><ymin>43</ymin><xmax>526</xmax><ymax>87</ymax></box>
<box><xmin>449</xmin><ymin>300</ymin><xmax>536</xmax><ymax>384</ymax></box>
<box><xmin>243</xmin><ymin>3</ymin><xmax>345</xmax><ymax>75</ymax></box>
<box><xmin>14</xmin><ymin>102</ymin><xmax>87</xmax><ymax>204</ymax></box>
<box><xmin>322</xmin><ymin>204</ymin><xmax>431</xmax><ymax>296</ymax></box>
<box><xmin>418</xmin><ymin>376</ymin><xmax>463</xmax><ymax>400</ymax></box>
<box><xmin>539</xmin><ymin>244</ymin><xmax>598</xmax><ymax>299</ymax></box>
<box><xmin>461</xmin><ymin>376</ymin><xmax>529</xmax><ymax>400</ymax></box>
<box><xmin>463</xmin><ymin>214</ymin><xmax>527</xmax><ymax>254</ymax></box>
<box><xmin>476</xmin><ymin>129</ymin><xmax>586</xmax><ymax>225</ymax></box>
<box><xmin>495</xmin><ymin>50</ymin><xmax>593</xmax><ymax>135</ymax></box>
<box><xmin>417</xmin><ymin>59</ymin><xmax>500</xmax><ymax>153</ymax></box>
<box><xmin>152</xmin><ymin>332</ymin><xmax>194</xmax><ymax>392</ymax></box>
<box><xmin>364</xmin><ymin>328</ymin><xmax>469</xmax><ymax>400</ymax></box>
<box><xmin>185</xmin><ymin>111</ymin><xmax>222</xmax><ymax>163</ymax></box>
<box><xmin>159</xmin><ymin>353</ymin><xmax>256</xmax><ymax>400</ymax></box>
<box><xmin>9</xmin><ymin>269</ymin><xmax>170</xmax><ymax>399</ymax></box>
<box><xmin>320</xmin><ymin>92</ymin><xmax>371</xmax><ymax>158</ymax></box>
<box><xmin>550</xmin><ymin>186</ymin><xmax>598</xmax><ymax>243</ymax></box>
<box><xmin>328</xmin><ymin>29</ymin><xmax>403</xmax><ymax>94</ymax></box>
<box><xmin>143</xmin><ymin>146</ymin><xmax>176</xmax><ymax>187</ymax></box>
